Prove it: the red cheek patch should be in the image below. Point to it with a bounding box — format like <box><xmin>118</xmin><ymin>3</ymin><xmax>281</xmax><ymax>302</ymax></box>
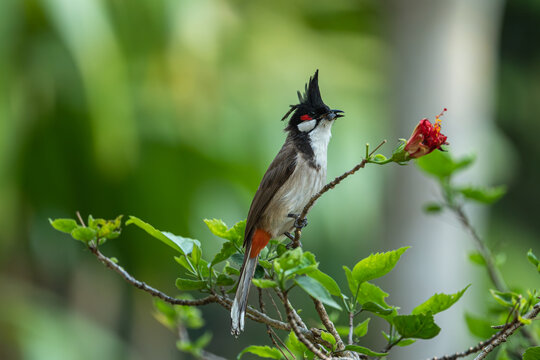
<box><xmin>300</xmin><ymin>114</ymin><xmax>313</xmax><ymax>121</ymax></box>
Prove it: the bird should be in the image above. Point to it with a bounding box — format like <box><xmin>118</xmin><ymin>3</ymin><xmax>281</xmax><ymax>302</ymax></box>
<box><xmin>231</xmin><ymin>70</ymin><xmax>344</xmax><ymax>335</ymax></box>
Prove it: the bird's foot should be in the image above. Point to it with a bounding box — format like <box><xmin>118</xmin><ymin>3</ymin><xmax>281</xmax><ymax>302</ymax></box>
<box><xmin>284</xmin><ymin>232</ymin><xmax>302</xmax><ymax>249</ymax></box>
<box><xmin>287</xmin><ymin>213</ymin><xmax>308</xmax><ymax>229</ymax></box>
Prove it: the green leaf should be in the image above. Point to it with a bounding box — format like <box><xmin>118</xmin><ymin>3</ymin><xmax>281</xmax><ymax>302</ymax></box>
<box><xmin>224</xmin><ymin>262</ymin><xmax>240</xmax><ymax>276</ymax></box>
<box><xmin>344</xmin><ymin>345</ymin><xmax>388</xmax><ymax>357</ymax></box>
<box><xmin>153</xmin><ymin>299</ymin><xmax>177</xmax><ymax>329</ymax></box>
<box><xmin>211</xmin><ymin>241</ymin><xmax>238</xmax><ymax>267</ymax></box>
<box><xmin>230</xmin><ymin>253</ymin><xmax>244</xmax><ymax>266</ymax></box>
<box><xmin>356</xmin><ymin>282</ymin><xmax>392</xmax><ymax>310</ymax></box>
<box><xmin>204</xmin><ymin>219</ymin><xmax>245</xmax><ymax>246</ymax></box>
<box><xmin>294</xmin><ymin>276</ymin><xmax>342</xmax><ymax>310</ymax></box>
<box><xmin>175</xmin><ymin>255</ymin><xmax>195</xmax><ymax>274</ymax></box>
<box><xmin>496</xmin><ymin>348</ymin><xmax>511</xmax><ymax>360</ymax></box>
<box><xmin>94</xmin><ymin>216</ymin><xmax>123</xmax><ymax>239</ymax></box>
<box><xmin>353</xmin><ymin>318</ymin><xmax>370</xmax><ymax>338</ymax></box>
<box><xmin>274</xmin><ymin>248</ymin><xmax>303</xmax><ymax>273</ymax></box>
<box><xmin>71</xmin><ymin>227</ymin><xmax>97</xmax><ymax>242</ymax></box>
<box><xmin>489</xmin><ymin>289</ymin><xmax>518</xmax><ymax>308</ymax></box>
<box><xmin>523</xmin><ymin>347</ymin><xmax>540</xmax><ymax>360</ymax></box>
<box><xmin>126</xmin><ymin>216</ymin><xmax>200</xmax><ymax>255</ymax></box>
<box><xmin>194</xmin><ymin>332</ymin><xmax>212</xmax><ymax>349</ymax></box>
<box><xmin>412</xmin><ymin>285</ymin><xmax>470</xmax><ymax>315</ymax></box>
<box><xmin>191</xmin><ymin>244</ymin><xmax>202</xmax><ymax>266</ymax></box>
<box><xmin>237</xmin><ymin>345</ymin><xmax>283</xmax><ymax>359</ymax></box>
<box><xmin>528</xmin><ymin>249</ymin><xmax>540</xmax><ymax>271</ymax></box>
<box><xmin>396</xmin><ymin>338</ymin><xmax>416</xmax><ymax>347</ymax></box>
<box><xmin>252</xmin><ymin>278</ymin><xmax>278</xmax><ymax>289</ymax></box>
<box><xmin>465</xmin><ymin>312</ymin><xmax>497</xmax><ymax>338</ymax></box>
<box><xmin>216</xmin><ymin>274</ymin><xmax>235</xmax><ymax>286</ymax></box>
<box><xmin>254</xmin><ymin>264</ymin><xmax>265</xmax><ymax>279</ymax></box>
<box><xmin>275</xmin><ymin>249</ymin><xmax>318</xmax><ymax>280</ymax></box>
<box><xmin>458</xmin><ymin>186</ymin><xmax>506</xmax><ymax>204</ymax></box>
<box><xmin>49</xmin><ymin>218</ymin><xmax>79</xmax><ymax>233</ymax></box>
<box><xmin>393</xmin><ymin>313</ymin><xmax>441</xmax><ymax>339</ymax></box>
<box><xmin>343</xmin><ymin>266</ymin><xmax>358</xmax><ymax>295</ymax></box>
<box><xmin>352</xmin><ymin>247</ymin><xmax>409</xmax><ymax>285</ymax></box>
<box><xmin>320</xmin><ymin>331</ymin><xmax>336</xmax><ymax>346</ymax></box>
<box><xmin>416</xmin><ymin>151</ymin><xmax>474</xmax><ymax>179</ymax></box>
<box><xmin>175</xmin><ymin>278</ymin><xmax>206</xmax><ymax>291</ymax></box>
<box><xmin>286</xmin><ymin>331</ymin><xmax>307</xmax><ymax>353</ymax></box>
<box><xmin>423</xmin><ymin>203</ymin><xmax>443</xmax><ymax>213</ymax></box>
<box><xmin>308</xmin><ymin>269</ymin><xmax>341</xmax><ymax>296</ymax></box>
<box><xmin>468</xmin><ymin>251</ymin><xmax>486</xmax><ymax>266</ymax></box>
<box><xmin>361</xmin><ymin>301</ymin><xmax>394</xmax><ymax>316</ymax></box>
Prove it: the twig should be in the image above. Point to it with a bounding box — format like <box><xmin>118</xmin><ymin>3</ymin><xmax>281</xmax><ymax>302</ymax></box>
<box><xmin>473</xmin><ymin>302</ymin><xmax>540</xmax><ymax>360</ymax></box>
<box><xmin>269</xmin><ymin>291</ymin><xmax>284</xmax><ymax>322</ymax></box>
<box><xmin>275</xmin><ymin>288</ymin><xmax>308</xmax><ymax>329</ymax></box>
<box><xmin>283</xmin><ymin>292</ymin><xmax>331</xmax><ymax>360</ymax></box>
<box><xmin>428</xmin><ymin>330</ymin><xmax>506</xmax><ymax>360</ymax></box>
<box><xmin>453</xmin><ymin>206</ymin><xmax>507</xmax><ymax>292</ymax></box>
<box><xmin>453</xmin><ymin>206</ymin><xmax>537</xmax><ymax>346</ymax></box>
<box><xmin>89</xmin><ymin>245</ymin><xmax>217</xmax><ymax>306</ymax></box>
<box><xmin>88</xmin><ymin>243</ymin><xmax>338</xmax><ymax>348</ymax></box>
<box><xmin>291</xmin><ymin>140</ymin><xmax>387</xmax><ymax>246</ymax></box>
<box><xmin>89</xmin><ymin>244</ymin><xmax>291</xmax><ymax>329</ymax></box>
<box><xmin>348</xmin><ymin>311</ymin><xmax>354</xmax><ymax>345</ymax></box>
<box><xmin>313</xmin><ymin>298</ymin><xmax>345</xmax><ymax>352</ymax></box>
<box><xmin>430</xmin><ymin>302</ymin><xmax>540</xmax><ymax>360</ymax></box>
<box><xmin>383</xmin><ymin>336</ymin><xmax>403</xmax><ymax>353</ymax></box>
<box><xmin>76</xmin><ymin>211</ymin><xmax>86</xmax><ymax>227</ymax></box>
<box><xmin>259</xmin><ymin>288</ymin><xmax>292</xmax><ymax>360</ymax></box>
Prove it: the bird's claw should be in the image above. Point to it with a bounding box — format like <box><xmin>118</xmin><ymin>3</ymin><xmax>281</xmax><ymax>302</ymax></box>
<box><xmin>286</xmin><ymin>240</ymin><xmax>302</xmax><ymax>249</ymax></box>
<box><xmin>284</xmin><ymin>232</ymin><xmax>302</xmax><ymax>249</ymax></box>
<box><xmin>287</xmin><ymin>213</ymin><xmax>308</xmax><ymax>229</ymax></box>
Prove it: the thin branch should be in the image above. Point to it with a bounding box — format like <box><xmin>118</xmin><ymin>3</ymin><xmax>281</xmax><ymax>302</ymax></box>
<box><xmin>428</xmin><ymin>330</ymin><xmax>506</xmax><ymax>360</ymax></box>
<box><xmin>283</xmin><ymin>292</ymin><xmax>331</xmax><ymax>360</ymax></box>
<box><xmin>473</xmin><ymin>302</ymin><xmax>540</xmax><ymax>360</ymax></box>
<box><xmin>89</xmin><ymin>242</ymin><xmax>337</xmax><ymax>348</ymax></box>
<box><xmin>268</xmin><ymin>290</ymin><xmax>284</xmax><ymax>322</ymax></box>
<box><xmin>429</xmin><ymin>302</ymin><xmax>540</xmax><ymax>360</ymax></box>
<box><xmin>453</xmin><ymin>205</ymin><xmax>537</xmax><ymax>346</ymax></box>
<box><xmin>89</xmin><ymin>245</ymin><xmax>217</xmax><ymax>306</ymax></box>
<box><xmin>89</xmin><ymin>244</ymin><xmax>292</xmax><ymax>329</ymax></box>
<box><xmin>348</xmin><ymin>311</ymin><xmax>354</xmax><ymax>345</ymax></box>
<box><xmin>76</xmin><ymin>211</ymin><xmax>86</xmax><ymax>227</ymax></box>
<box><xmin>383</xmin><ymin>336</ymin><xmax>403</xmax><ymax>353</ymax></box>
<box><xmin>291</xmin><ymin>140</ymin><xmax>387</xmax><ymax>246</ymax></box>
<box><xmin>275</xmin><ymin>288</ymin><xmax>308</xmax><ymax>329</ymax></box>
<box><xmin>259</xmin><ymin>288</ymin><xmax>292</xmax><ymax>360</ymax></box>
<box><xmin>454</xmin><ymin>206</ymin><xmax>507</xmax><ymax>292</ymax></box>
<box><xmin>313</xmin><ymin>297</ymin><xmax>345</xmax><ymax>352</ymax></box>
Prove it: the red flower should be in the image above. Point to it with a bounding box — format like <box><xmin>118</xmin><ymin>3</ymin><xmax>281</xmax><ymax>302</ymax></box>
<box><xmin>404</xmin><ymin>110</ymin><xmax>448</xmax><ymax>159</ymax></box>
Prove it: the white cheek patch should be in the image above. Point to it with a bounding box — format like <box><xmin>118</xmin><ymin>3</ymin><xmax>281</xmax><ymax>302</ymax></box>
<box><xmin>297</xmin><ymin>119</ymin><xmax>316</xmax><ymax>132</ymax></box>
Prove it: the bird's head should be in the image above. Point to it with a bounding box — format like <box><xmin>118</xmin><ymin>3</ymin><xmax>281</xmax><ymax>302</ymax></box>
<box><xmin>282</xmin><ymin>70</ymin><xmax>344</xmax><ymax>134</ymax></box>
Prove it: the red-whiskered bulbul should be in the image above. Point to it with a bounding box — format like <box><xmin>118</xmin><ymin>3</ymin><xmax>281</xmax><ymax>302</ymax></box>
<box><xmin>231</xmin><ymin>70</ymin><xmax>344</xmax><ymax>335</ymax></box>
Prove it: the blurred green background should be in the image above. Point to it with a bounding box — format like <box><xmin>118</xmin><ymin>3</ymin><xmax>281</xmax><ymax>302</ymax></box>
<box><xmin>0</xmin><ymin>0</ymin><xmax>538</xmax><ymax>359</ymax></box>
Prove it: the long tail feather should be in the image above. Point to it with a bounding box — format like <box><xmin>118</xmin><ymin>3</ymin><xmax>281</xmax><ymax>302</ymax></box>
<box><xmin>231</xmin><ymin>254</ymin><xmax>258</xmax><ymax>336</ymax></box>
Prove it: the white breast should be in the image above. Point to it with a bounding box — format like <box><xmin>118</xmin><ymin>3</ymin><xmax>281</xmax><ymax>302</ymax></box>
<box><xmin>308</xmin><ymin>118</ymin><xmax>333</xmax><ymax>169</ymax></box>
<box><xmin>263</xmin><ymin>119</ymin><xmax>333</xmax><ymax>238</ymax></box>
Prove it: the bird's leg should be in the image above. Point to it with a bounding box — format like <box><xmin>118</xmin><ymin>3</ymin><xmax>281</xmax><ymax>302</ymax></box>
<box><xmin>284</xmin><ymin>232</ymin><xmax>302</xmax><ymax>249</ymax></box>
<box><xmin>287</xmin><ymin>213</ymin><xmax>308</xmax><ymax>230</ymax></box>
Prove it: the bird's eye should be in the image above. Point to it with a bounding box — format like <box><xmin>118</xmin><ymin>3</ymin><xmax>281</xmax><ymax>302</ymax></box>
<box><xmin>300</xmin><ymin>114</ymin><xmax>313</xmax><ymax>121</ymax></box>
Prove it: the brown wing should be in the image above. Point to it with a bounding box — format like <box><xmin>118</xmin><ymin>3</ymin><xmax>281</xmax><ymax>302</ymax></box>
<box><xmin>244</xmin><ymin>140</ymin><xmax>297</xmax><ymax>247</ymax></box>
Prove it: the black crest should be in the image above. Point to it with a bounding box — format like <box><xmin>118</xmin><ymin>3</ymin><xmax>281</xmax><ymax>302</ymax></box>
<box><xmin>281</xmin><ymin>70</ymin><xmax>330</xmax><ymax>126</ymax></box>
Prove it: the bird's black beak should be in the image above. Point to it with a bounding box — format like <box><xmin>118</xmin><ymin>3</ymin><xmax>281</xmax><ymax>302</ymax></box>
<box><xmin>327</xmin><ymin>109</ymin><xmax>344</xmax><ymax>120</ymax></box>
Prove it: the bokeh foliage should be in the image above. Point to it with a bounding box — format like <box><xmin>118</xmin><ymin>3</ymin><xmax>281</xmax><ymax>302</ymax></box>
<box><xmin>1</xmin><ymin>0</ymin><xmax>540</xmax><ymax>359</ymax></box>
